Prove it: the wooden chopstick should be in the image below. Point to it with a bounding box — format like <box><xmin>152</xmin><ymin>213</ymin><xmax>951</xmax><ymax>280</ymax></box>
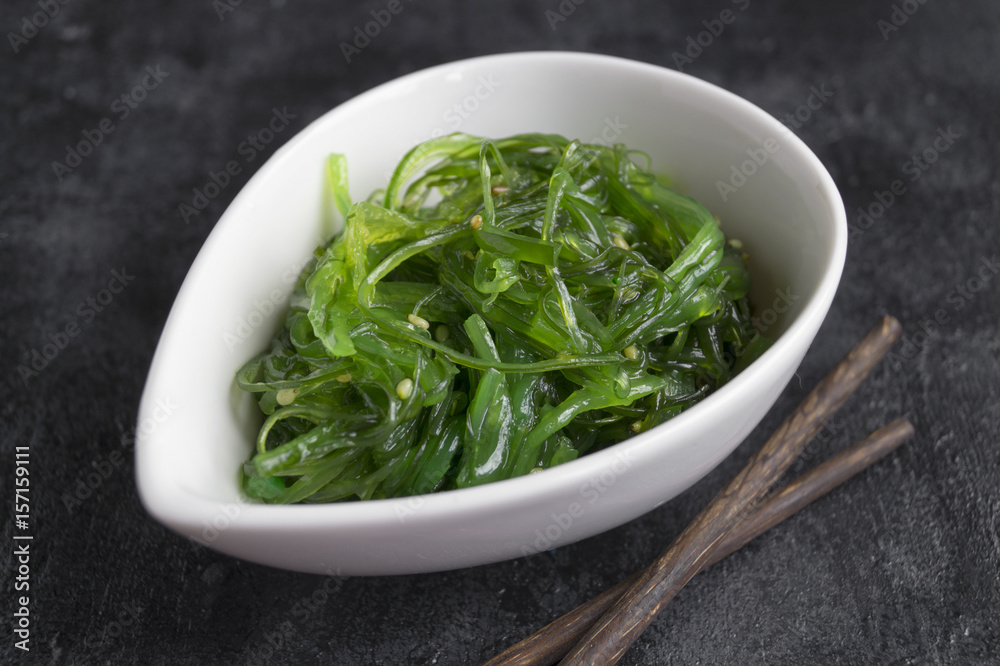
<box><xmin>484</xmin><ymin>315</ymin><xmax>904</xmax><ymax>666</ymax></box>
<box><xmin>483</xmin><ymin>417</ymin><xmax>914</xmax><ymax>666</ymax></box>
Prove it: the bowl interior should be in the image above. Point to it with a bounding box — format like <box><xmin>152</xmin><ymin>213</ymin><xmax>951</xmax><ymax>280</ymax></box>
<box><xmin>137</xmin><ymin>52</ymin><xmax>844</xmax><ymax>569</ymax></box>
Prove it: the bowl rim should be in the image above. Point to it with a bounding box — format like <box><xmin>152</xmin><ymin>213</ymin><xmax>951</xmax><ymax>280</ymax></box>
<box><xmin>137</xmin><ymin>50</ymin><xmax>847</xmax><ymax>533</ymax></box>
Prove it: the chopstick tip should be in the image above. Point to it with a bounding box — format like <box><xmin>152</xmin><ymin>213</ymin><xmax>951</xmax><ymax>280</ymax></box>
<box><xmin>882</xmin><ymin>314</ymin><xmax>902</xmax><ymax>341</ymax></box>
<box><xmin>888</xmin><ymin>416</ymin><xmax>915</xmax><ymax>439</ymax></box>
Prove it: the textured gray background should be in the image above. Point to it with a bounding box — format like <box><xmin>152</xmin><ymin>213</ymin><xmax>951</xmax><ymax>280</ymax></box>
<box><xmin>2</xmin><ymin>0</ymin><xmax>999</xmax><ymax>664</ymax></box>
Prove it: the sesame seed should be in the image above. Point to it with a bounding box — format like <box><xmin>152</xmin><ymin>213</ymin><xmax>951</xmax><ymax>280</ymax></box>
<box><xmin>465</xmin><ymin>250</ymin><xmax>477</xmax><ymax>261</ymax></box>
<box><xmin>336</xmin><ymin>373</ymin><xmax>352</xmax><ymax>383</ymax></box>
<box><xmin>728</xmin><ymin>238</ymin><xmax>744</xmax><ymax>250</ymax></box>
<box><xmin>396</xmin><ymin>378</ymin><xmax>414</xmax><ymax>400</ymax></box>
<box><xmin>630</xmin><ymin>421</ymin><xmax>643</xmax><ymax>433</ymax></box>
<box><xmin>434</xmin><ymin>325</ymin><xmax>450</xmax><ymax>342</ymax></box>
<box><xmin>470</xmin><ymin>214</ymin><xmax>483</xmax><ymax>230</ymax></box>
<box><xmin>623</xmin><ymin>345</ymin><xmax>639</xmax><ymax>361</ymax></box>
<box><xmin>407</xmin><ymin>314</ymin><xmax>430</xmax><ymax>330</ymax></box>
<box><xmin>276</xmin><ymin>388</ymin><xmax>298</xmax><ymax>405</ymax></box>
<box><xmin>491</xmin><ymin>185</ymin><xmax>510</xmax><ymax>195</ymax></box>
<box><xmin>612</xmin><ymin>235</ymin><xmax>631</xmax><ymax>251</ymax></box>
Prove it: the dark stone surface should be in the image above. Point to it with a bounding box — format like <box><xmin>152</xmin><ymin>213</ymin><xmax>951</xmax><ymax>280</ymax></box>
<box><xmin>2</xmin><ymin>0</ymin><xmax>998</xmax><ymax>663</ymax></box>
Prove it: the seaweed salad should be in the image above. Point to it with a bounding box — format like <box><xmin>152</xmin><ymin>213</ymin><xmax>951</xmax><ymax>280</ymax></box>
<box><xmin>236</xmin><ymin>133</ymin><xmax>769</xmax><ymax>503</ymax></box>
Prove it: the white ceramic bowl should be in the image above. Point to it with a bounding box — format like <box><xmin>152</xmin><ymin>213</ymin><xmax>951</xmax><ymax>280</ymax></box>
<box><xmin>136</xmin><ymin>52</ymin><xmax>846</xmax><ymax>575</ymax></box>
